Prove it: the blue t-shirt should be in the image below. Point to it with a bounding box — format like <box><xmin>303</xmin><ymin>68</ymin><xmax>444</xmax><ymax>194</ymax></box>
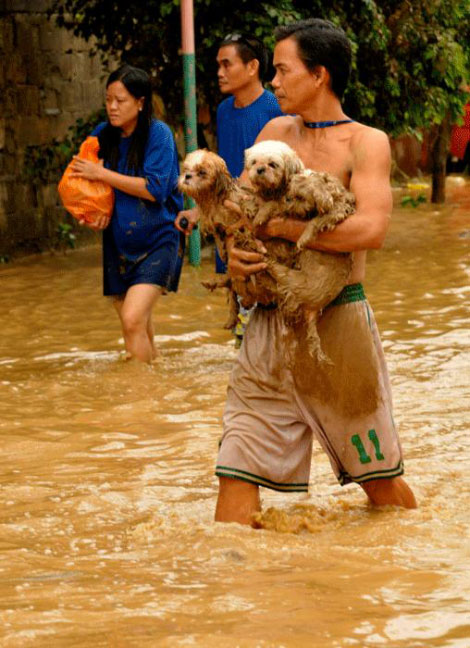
<box><xmin>215</xmin><ymin>90</ymin><xmax>282</xmax><ymax>273</ymax></box>
<box><xmin>92</xmin><ymin>119</ymin><xmax>183</xmax><ymax>262</ymax></box>
<box><xmin>216</xmin><ymin>90</ymin><xmax>283</xmax><ymax>178</ymax></box>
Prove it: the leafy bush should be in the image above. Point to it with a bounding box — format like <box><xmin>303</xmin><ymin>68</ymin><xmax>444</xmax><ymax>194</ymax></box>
<box><xmin>23</xmin><ymin>109</ymin><xmax>106</xmax><ymax>185</ymax></box>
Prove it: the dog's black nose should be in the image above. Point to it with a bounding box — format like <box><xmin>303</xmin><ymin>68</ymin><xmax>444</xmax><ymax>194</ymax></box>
<box><xmin>184</xmin><ymin>173</ymin><xmax>192</xmax><ymax>180</ymax></box>
<box><xmin>256</xmin><ymin>167</ymin><xmax>266</xmax><ymax>175</ymax></box>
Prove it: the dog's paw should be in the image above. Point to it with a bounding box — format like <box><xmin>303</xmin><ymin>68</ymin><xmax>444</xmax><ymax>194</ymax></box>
<box><xmin>296</xmin><ymin>234</ymin><xmax>308</xmax><ymax>250</ymax></box>
<box><xmin>201</xmin><ymin>281</ymin><xmax>217</xmax><ymax>292</ymax></box>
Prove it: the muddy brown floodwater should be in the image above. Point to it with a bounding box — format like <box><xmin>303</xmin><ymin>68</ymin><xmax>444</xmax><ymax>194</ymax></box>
<box><xmin>0</xmin><ymin>178</ymin><xmax>469</xmax><ymax>648</ymax></box>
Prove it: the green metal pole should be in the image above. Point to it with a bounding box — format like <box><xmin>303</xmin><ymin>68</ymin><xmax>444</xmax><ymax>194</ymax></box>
<box><xmin>181</xmin><ymin>0</ymin><xmax>201</xmax><ymax>266</ymax></box>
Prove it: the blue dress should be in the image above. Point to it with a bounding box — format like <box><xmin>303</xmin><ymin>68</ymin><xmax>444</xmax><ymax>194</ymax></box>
<box><xmin>92</xmin><ymin>120</ymin><xmax>184</xmax><ymax>296</ymax></box>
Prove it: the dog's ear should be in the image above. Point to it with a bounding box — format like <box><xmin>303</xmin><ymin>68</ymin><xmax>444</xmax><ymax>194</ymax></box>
<box><xmin>284</xmin><ymin>153</ymin><xmax>304</xmax><ymax>179</ymax></box>
<box><xmin>215</xmin><ymin>167</ymin><xmax>232</xmax><ymax>196</ymax></box>
<box><xmin>243</xmin><ymin>151</ymin><xmax>254</xmax><ymax>171</ymax></box>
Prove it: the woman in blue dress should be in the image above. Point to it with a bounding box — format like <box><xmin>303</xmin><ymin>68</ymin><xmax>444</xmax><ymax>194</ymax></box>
<box><xmin>70</xmin><ymin>65</ymin><xmax>184</xmax><ymax>362</ymax></box>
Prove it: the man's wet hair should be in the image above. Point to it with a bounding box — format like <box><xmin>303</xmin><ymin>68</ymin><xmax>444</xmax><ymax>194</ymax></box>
<box><xmin>274</xmin><ymin>18</ymin><xmax>351</xmax><ymax>100</ymax></box>
<box><xmin>219</xmin><ymin>33</ymin><xmax>269</xmax><ymax>82</ymax></box>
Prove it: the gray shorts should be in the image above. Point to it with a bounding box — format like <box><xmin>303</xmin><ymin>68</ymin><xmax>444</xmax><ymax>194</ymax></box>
<box><xmin>216</xmin><ymin>284</ymin><xmax>404</xmax><ymax>492</ymax></box>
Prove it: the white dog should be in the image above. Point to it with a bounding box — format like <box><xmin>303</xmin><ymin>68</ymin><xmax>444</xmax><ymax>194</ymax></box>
<box><xmin>244</xmin><ymin>140</ymin><xmax>355</xmax><ymax>249</ymax></box>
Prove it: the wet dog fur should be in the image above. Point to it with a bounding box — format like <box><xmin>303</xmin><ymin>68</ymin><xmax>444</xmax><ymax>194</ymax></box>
<box><xmin>178</xmin><ymin>147</ymin><xmax>353</xmax><ymax>365</ymax></box>
<box><xmin>242</xmin><ymin>140</ymin><xmax>356</xmax><ymax>363</ymax></box>
<box><xmin>243</xmin><ymin>141</ymin><xmax>381</xmax><ymax>415</ymax></box>
<box><xmin>244</xmin><ymin>140</ymin><xmax>356</xmax><ymax>249</ymax></box>
<box><xmin>178</xmin><ymin>150</ymin><xmax>258</xmax><ymax>329</ymax></box>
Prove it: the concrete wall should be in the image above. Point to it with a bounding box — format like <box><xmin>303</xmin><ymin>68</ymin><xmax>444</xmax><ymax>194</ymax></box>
<box><xmin>0</xmin><ymin>0</ymin><xmax>108</xmax><ymax>257</ymax></box>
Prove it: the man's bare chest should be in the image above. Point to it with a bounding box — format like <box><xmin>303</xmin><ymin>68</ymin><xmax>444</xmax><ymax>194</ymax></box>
<box><xmin>284</xmin><ymin>133</ymin><xmax>353</xmax><ymax>189</ymax></box>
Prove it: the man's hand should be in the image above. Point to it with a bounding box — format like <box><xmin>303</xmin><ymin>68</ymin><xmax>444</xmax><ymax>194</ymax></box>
<box><xmin>227</xmin><ymin>235</ymin><xmax>267</xmax><ymax>280</ymax></box>
<box><xmin>175</xmin><ymin>207</ymin><xmax>199</xmax><ymax>235</ymax></box>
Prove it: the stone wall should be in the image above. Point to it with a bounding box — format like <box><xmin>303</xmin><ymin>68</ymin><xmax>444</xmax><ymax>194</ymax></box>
<box><xmin>0</xmin><ymin>0</ymin><xmax>109</xmax><ymax>257</ymax></box>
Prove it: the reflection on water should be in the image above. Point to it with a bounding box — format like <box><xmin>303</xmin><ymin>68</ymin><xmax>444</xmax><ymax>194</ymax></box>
<box><xmin>0</xmin><ymin>178</ymin><xmax>469</xmax><ymax>647</ymax></box>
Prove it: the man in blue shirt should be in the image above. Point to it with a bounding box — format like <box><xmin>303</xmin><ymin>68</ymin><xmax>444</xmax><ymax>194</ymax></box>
<box><xmin>216</xmin><ymin>34</ymin><xmax>283</xmax><ymax>178</ymax></box>
<box><xmin>176</xmin><ymin>34</ymin><xmax>282</xmax><ymax>342</ymax></box>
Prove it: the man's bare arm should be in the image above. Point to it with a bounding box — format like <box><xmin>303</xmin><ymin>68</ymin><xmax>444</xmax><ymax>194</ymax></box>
<box><xmin>258</xmin><ymin>128</ymin><xmax>393</xmax><ymax>252</ymax></box>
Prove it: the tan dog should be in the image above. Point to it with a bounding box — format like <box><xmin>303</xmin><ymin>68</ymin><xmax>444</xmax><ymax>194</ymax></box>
<box><xmin>178</xmin><ymin>150</ymin><xmax>262</xmax><ymax>329</ymax></box>
<box><xmin>242</xmin><ymin>141</ymin><xmax>381</xmax><ymax>416</ymax></box>
<box><xmin>178</xmin><ymin>149</ymin><xmax>240</xmax><ymax>245</ymax></box>
<box><xmin>178</xmin><ymin>148</ymin><xmax>352</xmax><ymax>364</ymax></box>
<box><xmin>242</xmin><ymin>141</ymin><xmax>355</xmax><ymax>363</ymax></box>
<box><xmin>286</xmin><ymin>168</ymin><xmax>356</xmax><ymax>249</ymax></box>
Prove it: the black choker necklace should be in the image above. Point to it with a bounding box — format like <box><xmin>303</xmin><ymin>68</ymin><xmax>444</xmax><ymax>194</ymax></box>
<box><xmin>303</xmin><ymin>119</ymin><xmax>354</xmax><ymax>129</ymax></box>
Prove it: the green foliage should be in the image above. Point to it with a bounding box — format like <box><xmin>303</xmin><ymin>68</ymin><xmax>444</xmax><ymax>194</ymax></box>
<box><xmin>55</xmin><ymin>222</ymin><xmax>77</xmax><ymax>250</ymax></box>
<box><xmin>48</xmin><ymin>0</ymin><xmax>470</xmax><ymax>138</ymax></box>
<box><xmin>23</xmin><ymin>108</ymin><xmax>106</xmax><ymax>185</ymax></box>
<box><xmin>401</xmin><ymin>193</ymin><xmax>427</xmax><ymax>208</ymax></box>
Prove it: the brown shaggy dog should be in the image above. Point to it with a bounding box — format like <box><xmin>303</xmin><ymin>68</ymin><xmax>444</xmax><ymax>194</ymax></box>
<box><xmin>178</xmin><ymin>150</ymin><xmax>259</xmax><ymax>329</ymax></box>
<box><xmin>178</xmin><ymin>148</ymin><xmax>353</xmax><ymax>365</ymax></box>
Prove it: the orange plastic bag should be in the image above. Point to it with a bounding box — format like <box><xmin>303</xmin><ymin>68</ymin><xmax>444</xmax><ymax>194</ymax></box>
<box><xmin>58</xmin><ymin>136</ymin><xmax>114</xmax><ymax>224</ymax></box>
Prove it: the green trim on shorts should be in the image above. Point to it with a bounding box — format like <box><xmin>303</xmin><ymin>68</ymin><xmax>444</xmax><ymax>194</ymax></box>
<box><xmin>258</xmin><ymin>283</ymin><xmax>366</xmax><ymax>313</ymax></box>
<box><xmin>329</xmin><ymin>283</ymin><xmax>366</xmax><ymax>307</ymax></box>
<box><xmin>216</xmin><ymin>465</ymin><xmax>309</xmax><ymax>492</ymax></box>
<box><xmin>338</xmin><ymin>460</ymin><xmax>404</xmax><ymax>486</ymax></box>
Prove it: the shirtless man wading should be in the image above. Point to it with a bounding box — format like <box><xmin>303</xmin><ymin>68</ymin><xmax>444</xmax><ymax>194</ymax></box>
<box><xmin>215</xmin><ymin>18</ymin><xmax>417</xmax><ymax>525</ymax></box>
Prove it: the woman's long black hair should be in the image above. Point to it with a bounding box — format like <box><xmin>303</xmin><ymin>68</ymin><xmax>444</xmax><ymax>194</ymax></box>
<box><xmin>98</xmin><ymin>64</ymin><xmax>153</xmax><ymax>173</ymax></box>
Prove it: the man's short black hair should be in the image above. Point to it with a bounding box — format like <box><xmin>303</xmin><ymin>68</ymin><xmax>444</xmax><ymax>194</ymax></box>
<box><xmin>219</xmin><ymin>33</ymin><xmax>269</xmax><ymax>82</ymax></box>
<box><xmin>274</xmin><ymin>18</ymin><xmax>351</xmax><ymax>100</ymax></box>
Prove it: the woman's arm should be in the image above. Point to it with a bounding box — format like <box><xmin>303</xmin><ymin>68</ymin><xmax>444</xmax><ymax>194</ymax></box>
<box><xmin>70</xmin><ymin>122</ymin><xmax>181</xmax><ymax>204</ymax></box>
<box><xmin>69</xmin><ymin>157</ymin><xmax>156</xmax><ymax>201</ymax></box>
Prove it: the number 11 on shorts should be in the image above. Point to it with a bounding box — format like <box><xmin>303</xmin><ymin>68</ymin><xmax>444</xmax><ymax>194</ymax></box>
<box><xmin>351</xmin><ymin>429</ymin><xmax>385</xmax><ymax>464</ymax></box>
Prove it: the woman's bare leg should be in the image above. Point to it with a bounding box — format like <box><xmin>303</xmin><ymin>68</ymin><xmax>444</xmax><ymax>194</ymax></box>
<box><xmin>146</xmin><ymin>312</ymin><xmax>158</xmax><ymax>360</ymax></box>
<box><xmin>113</xmin><ymin>284</ymin><xmax>162</xmax><ymax>362</ymax></box>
